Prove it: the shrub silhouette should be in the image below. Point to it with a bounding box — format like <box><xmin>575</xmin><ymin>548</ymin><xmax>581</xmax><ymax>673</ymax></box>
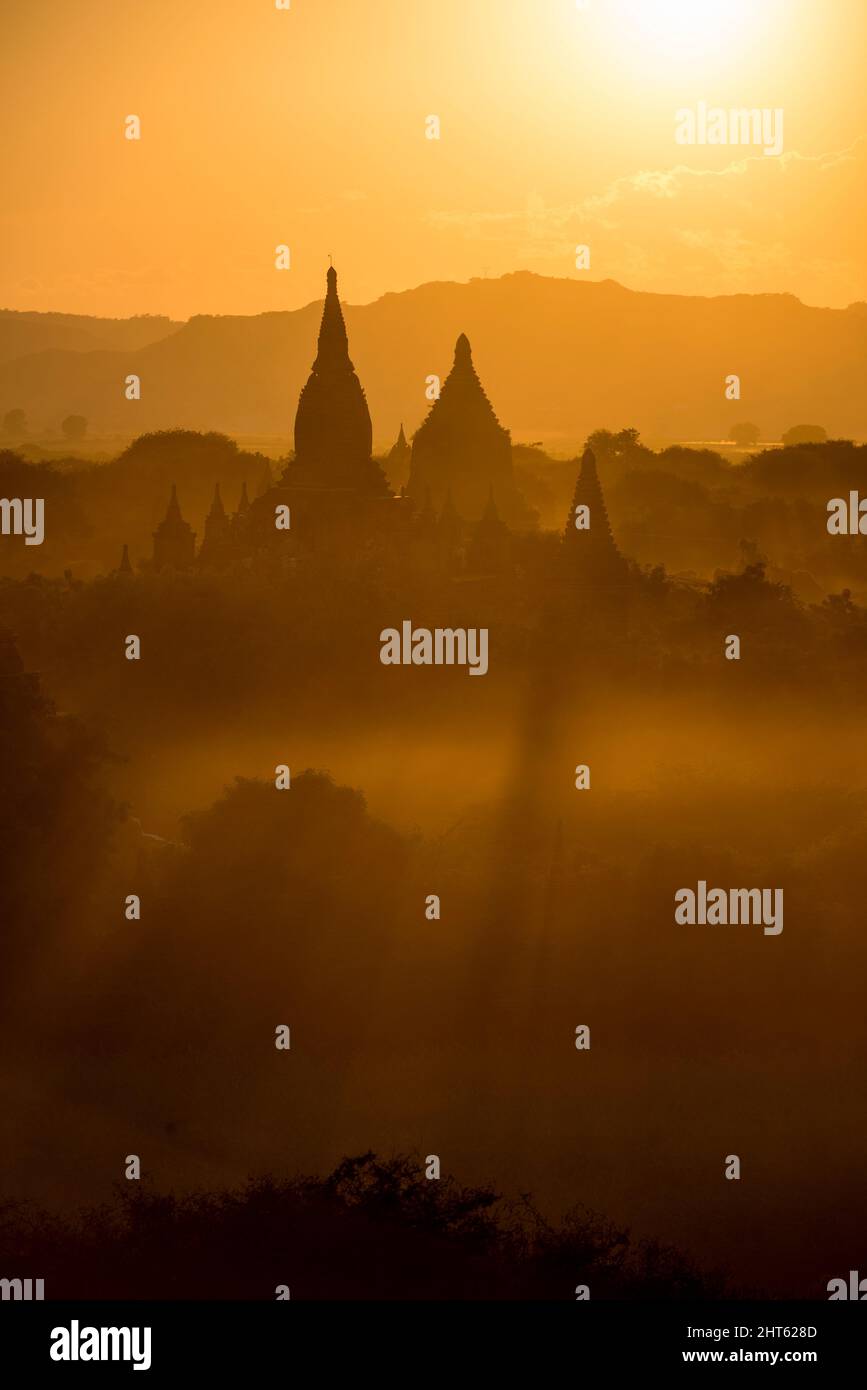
<box><xmin>0</xmin><ymin>1152</ymin><xmax>736</xmax><ymax>1301</ymax></box>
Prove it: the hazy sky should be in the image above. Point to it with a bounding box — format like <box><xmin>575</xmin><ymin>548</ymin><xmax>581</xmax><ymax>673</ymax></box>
<box><xmin>1</xmin><ymin>0</ymin><xmax>865</xmax><ymax>318</ymax></box>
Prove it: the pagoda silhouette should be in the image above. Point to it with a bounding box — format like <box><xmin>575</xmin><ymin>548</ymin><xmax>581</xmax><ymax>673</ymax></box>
<box><xmin>243</xmin><ymin>265</ymin><xmax>396</xmax><ymax>559</ymax></box>
<box><xmin>385</xmin><ymin>423</ymin><xmax>411</xmax><ymax>492</ymax></box>
<box><xmin>197</xmin><ymin>483</ymin><xmax>230</xmax><ymax>569</ymax></box>
<box><xmin>145</xmin><ymin>263</ymin><xmax>632</xmax><ymax>587</ymax></box>
<box><xmin>286</xmin><ymin>265</ymin><xmax>387</xmax><ymax>496</ymax></box>
<box><xmin>408</xmin><ymin>333</ymin><xmax>525</xmax><ymax>525</ymax></box>
<box><xmin>563</xmin><ymin>447</ymin><xmax>627</xmax><ymax>587</ymax></box>
<box><xmin>152</xmin><ymin>485</ymin><xmax>196</xmax><ymax>571</ymax></box>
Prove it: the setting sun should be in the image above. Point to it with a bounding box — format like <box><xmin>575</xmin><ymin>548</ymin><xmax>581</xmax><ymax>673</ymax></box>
<box><xmin>614</xmin><ymin>0</ymin><xmax>753</xmax><ymax>62</ymax></box>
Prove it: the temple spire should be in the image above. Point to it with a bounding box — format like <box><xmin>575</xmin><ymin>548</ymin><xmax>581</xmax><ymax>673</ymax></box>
<box><xmin>385</xmin><ymin>421</ymin><xmax>412</xmax><ymax>491</ymax></box>
<box><xmin>291</xmin><ymin>263</ymin><xmax>382</xmax><ymax>491</ymax></box>
<box><xmin>313</xmin><ymin>264</ymin><xmax>351</xmax><ymax>371</ymax></box>
<box><xmin>454</xmin><ymin>333</ymin><xmax>472</xmax><ymax>369</ymax></box>
<box><xmin>207</xmin><ymin>482</ymin><xmax>226</xmax><ymax>520</ymax></box>
<box><xmin>564</xmin><ymin>447</ymin><xmax>626</xmax><ymax>582</ymax></box>
<box><xmin>152</xmin><ymin>486</ymin><xmax>195</xmax><ymax>571</ymax></box>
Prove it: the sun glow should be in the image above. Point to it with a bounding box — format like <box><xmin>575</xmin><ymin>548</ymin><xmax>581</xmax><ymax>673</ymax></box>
<box><xmin>613</xmin><ymin>0</ymin><xmax>754</xmax><ymax>63</ymax></box>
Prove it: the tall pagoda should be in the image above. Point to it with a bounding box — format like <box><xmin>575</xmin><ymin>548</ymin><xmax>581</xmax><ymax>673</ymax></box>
<box><xmin>198</xmin><ymin>483</ymin><xmax>231</xmax><ymax>568</ymax></box>
<box><xmin>407</xmin><ymin>334</ymin><xmax>523</xmax><ymax>524</ymax></box>
<box><xmin>563</xmin><ymin>447</ymin><xmax>627</xmax><ymax>584</ymax></box>
<box><xmin>385</xmin><ymin>423</ymin><xmax>411</xmax><ymax>491</ymax></box>
<box><xmin>288</xmin><ymin>265</ymin><xmax>387</xmax><ymax>495</ymax></box>
<box><xmin>152</xmin><ymin>485</ymin><xmax>196</xmax><ymax>571</ymax></box>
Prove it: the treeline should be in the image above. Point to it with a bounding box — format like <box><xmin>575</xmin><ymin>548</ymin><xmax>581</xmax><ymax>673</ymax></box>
<box><xmin>3</xmin><ymin>429</ymin><xmax>867</xmax><ymax>597</ymax></box>
<box><xmin>0</xmin><ymin>1152</ymin><xmax>737</xmax><ymax>1300</ymax></box>
<box><xmin>1</xmin><ymin>553</ymin><xmax>867</xmax><ymax>748</ymax></box>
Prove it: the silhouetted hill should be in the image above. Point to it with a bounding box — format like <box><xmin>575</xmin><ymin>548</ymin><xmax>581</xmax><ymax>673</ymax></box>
<box><xmin>0</xmin><ymin>310</ymin><xmax>181</xmax><ymax>367</ymax></box>
<box><xmin>0</xmin><ymin>276</ymin><xmax>863</xmax><ymax>444</ymax></box>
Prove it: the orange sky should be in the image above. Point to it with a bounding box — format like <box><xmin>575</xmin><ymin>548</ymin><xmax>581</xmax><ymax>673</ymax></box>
<box><xmin>1</xmin><ymin>0</ymin><xmax>865</xmax><ymax>318</ymax></box>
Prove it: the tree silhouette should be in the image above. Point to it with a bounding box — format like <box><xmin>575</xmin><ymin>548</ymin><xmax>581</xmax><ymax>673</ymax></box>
<box><xmin>586</xmin><ymin>426</ymin><xmax>643</xmax><ymax>461</ymax></box>
<box><xmin>729</xmin><ymin>421</ymin><xmax>760</xmax><ymax>446</ymax></box>
<box><xmin>2</xmin><ymin>408</ymin><xmax>26</xmax><ymax>437</ymax></box>
<box><xmin>61</xmin><ymin>414</ymin><xmax>88</xmax><ymax>442</ymax></box>
<box><xmin>782</xmin><ymin>423</ymin><xmax>827</xmax><ymax>446</ymax></box>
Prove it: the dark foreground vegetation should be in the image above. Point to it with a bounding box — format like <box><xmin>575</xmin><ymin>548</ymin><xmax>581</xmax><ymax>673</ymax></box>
<box><xmin>0</xmin><ymin>1152</ymin><xmax>739</xmax><ymax>1301</ymax></box>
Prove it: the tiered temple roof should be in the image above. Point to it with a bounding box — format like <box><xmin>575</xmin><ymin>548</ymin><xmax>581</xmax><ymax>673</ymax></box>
<box><xmin>563</xmin><ymin>447</ymin><xmax>627</xmax><ymax>585</ymax></box>
<box><xmin>408</xmin><ymin>334</ymin><xmax>522</xmax><ymax>523</ymax></box>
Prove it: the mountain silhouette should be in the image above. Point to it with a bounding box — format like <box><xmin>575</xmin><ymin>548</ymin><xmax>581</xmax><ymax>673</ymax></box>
<box><xmin>0</xmin><ymin>309</ymin><xmax>181</xmax><ymax>366</ymax></box>
<box><xmin>0</xmin><ymin>273</ymin><xmax>864</xmax><ymax>445</ymax></box>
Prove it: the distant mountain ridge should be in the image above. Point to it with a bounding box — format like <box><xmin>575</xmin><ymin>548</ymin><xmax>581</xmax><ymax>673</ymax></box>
<box><xmin>0</xmin><ymin>274</ymin><xmax>864</xmax><ymax>446</ymax></box>
<box><xmin>0</xmin><ymin>310</ymin><xmax>182</xmax><ymax>367</ymax></box>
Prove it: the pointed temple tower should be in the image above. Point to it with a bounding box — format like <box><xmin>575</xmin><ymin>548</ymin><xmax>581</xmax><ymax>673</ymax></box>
<box><xmin>289</xmin><ymin>265</ymin><xmax>387</xmax><ymax>494</ymax></box>
<box><xmin>198</xmin><ymin>483</ymin><xmax>231</xmax><ymax>568</ymax></box>
<box><xmin>408</xmin><ymin>333</ymin><xmax>523</xmax><ymax>524</ymax></box>
<box><xmin>385</xmin><ymin>423</ymin><xmax>412</xmax><ymax>491</ymax></box>
<box><xmin>116</xmin><ymin>543</ymin><xmax>133</xmax><ymax>576</ymax></box>
<box><xmin>563</xmin><ymin>447</ymin><xmax>627</xmax><ymax>586</ymax></box>
<box><xmin>152</xmin><ymin>485</ymin><xmax>196</xmax><ymax>571</ymax></box>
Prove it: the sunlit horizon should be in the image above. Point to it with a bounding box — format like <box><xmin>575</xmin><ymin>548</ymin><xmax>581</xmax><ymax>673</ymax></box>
<box><xmin>1</xmin><ymin>0</ymin><xmax>865</xmax><ymax>318</ymax></box>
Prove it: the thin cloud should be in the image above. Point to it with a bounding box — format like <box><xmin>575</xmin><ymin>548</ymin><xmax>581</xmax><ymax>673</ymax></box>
<box><xmin>427</xmin><ymin>139</ymin><xmax>867</xmax><ymax>306</ymax></box>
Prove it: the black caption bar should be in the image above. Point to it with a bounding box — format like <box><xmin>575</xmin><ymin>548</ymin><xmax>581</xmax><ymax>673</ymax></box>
<box><xmin>0</xmin><ymin>1300</ymin><xmax>863</xmax><ymax>1377</ymax></box>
